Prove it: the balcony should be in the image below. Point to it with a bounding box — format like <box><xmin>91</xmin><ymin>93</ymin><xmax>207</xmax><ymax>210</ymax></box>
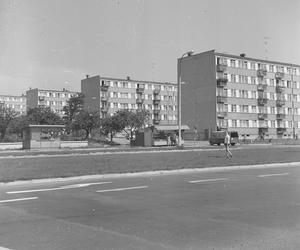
<box><xmin>101</xmin><ymin>106</ymin><xmax>109</xmax><ymax>113</ymax></box>
<box><xmin>258</xmin><ymin>127</ymin><xmax>268</xmax><ymax>133</ymax></box>
<box><xmin>216</xmin><ymin>95</ymin><xmax>227</xmax><ymax>103</ymax></box>
<box><xmin>257</xmin><ymin>84</ymin><xmax>267</xmax><ymax>91</ymax></box>
<box><xmin>257</xmin><ymin>69</ymin><xmax>267</xmax><ymax>77</ymax></box>
<box><xmin>136</xmin><ymin>85</ymin><xmax>145</xmax><ymax>94</ymax></box>
<box><xmin>153</xmin><ymin>96</ymin><xmax>161</xmax><ymax>104</ymax></box>
<box><xmin>100</xmin><ymin>84</ymin><xmax>109</xmax><ymax>92</ymax></box>
<box><xmin>153</xmin><ymin>118</ymin><xmax>161</xmax><ymax>124</ymax></box>
<box><xmin>153</xmin><ymin>109</ymin><xmax>160</xmax><ymax>115</ymax></box>
<box><xmin>257</xmin><ymin>97</ymin><xmax>268</xmax><ymax>106</ymax></box>
<box><xmin>136</xmin><ymin>97</ymin><xmax>144</xmax><ymax>104</ymax></box>
<box><xmin>216</xmin><ymin>63</ymin><xmax>227</xmax><ymax>72</ymax></box>
<box><xmin>153</xmin><ymin>89</ymin><xmax>160</xmax><ymax>95</ymax></box>
<box><xmin>217</xmin><ymin>111</ymin><xmax>227</xmax><ymax>118</ymax></box>
<box><xmin>258</xmin><ymin>113</ymin><xmax>268</xmax><ymax>120</ymax></box>
<box><xmin>276</xmin><ymin>99</ymin><xmax>285</xmax><ymax>107</ymax></box>
<box><xmin>277</xmin><ymin>127</ymin><xmax>286</xmax><ymax>134</ymax></box>
<box><xmin>217</xmin><ymin>77</ymin><xmax>228</xmax><ymax>87</ymax></box>
<box><xmin>275</xmin><ymin>72</ymin><xmax>284</xmax><ymax>79</ymax></box>
<box><xmin>276</xmin><ymin>113</ymin><xmax>286</xmax><ymax>120</ymax></box>
<box><xmin>101</xmin><ymin>95</ymin><xmax>108</xmax><ymax>102</ymax></box>
<box><xmin>275</xmin><ymin>85</ymin><xmax>285</xmax><ymax>93</ymax></box>
<box><xmin>38</xmin><ymin>96</ymin><xmax>45</xmax><ymax>101</ymax></box>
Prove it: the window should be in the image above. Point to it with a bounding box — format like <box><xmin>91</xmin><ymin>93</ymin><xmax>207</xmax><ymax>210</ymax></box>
<box><xmin>252</xmin><ymin>106</ymin><xmax>257</xmax><ymax>113</ymax></box>
<box><xmin>271</xmin><ymin>107</ymin><xmax>275</xmax><ymax>114</ymax></box>
<box><xmin>232</xmin><ymin>120</ymin><xmax>237</xmax><ymax>127</ymax></box>
<box><xmin>230</xmin><ymin>59</ymin><xmax>236</xmax><ymax>67</ymax></box>
<box><xmin>232</xmin><ymin>104</ymin><xmax>237</xmax><ymax>112</ymax></box>
<box><xmin>287</xmin><ymin>81</ymin><xmax>291</xmax><ymax>88</ymax></box>
<box><xmin>250</xmin><ymin>62</ymin><xmax>256</xmax><ymax>70</ymax></box>
<box><xmin>251</xmin><ymin>77</ymin><xmax>256</xmax><ymax>84</ymax></box>
<box><xmin>269</xmin><ymin>65</ymin><xmax>274</xmax><ymax>72</ymax></box>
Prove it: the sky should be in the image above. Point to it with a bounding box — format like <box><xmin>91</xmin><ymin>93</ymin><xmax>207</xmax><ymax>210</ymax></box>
<box><xmin>0</xmin><ymin>0</ymin><xmax>300</xmax><ymax>95</ymax></box>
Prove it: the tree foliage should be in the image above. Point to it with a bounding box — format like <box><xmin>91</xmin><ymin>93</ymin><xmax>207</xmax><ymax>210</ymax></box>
<box><xmin>101</xmin><ymin>115</ymin><xmax>123</xmax><ymax>142</ymax></box>
<box><xmin>71</xmin><ymin>110</ymin><xmax>101</xmax><ymax>140</ymax></box>
<box><xmin>26</xmin><ymin>107</ymin><xmax>64</xmax><ymax>125</ymax></box>
<box><xmin>0</xmin><ymin>106</ymin><xmax>19</xmax><ymax>141</ymax></box>
<box><xmin>63</xmin><ymin>93</ymin><xmax>84</xmax><ymax>123</ymax></box>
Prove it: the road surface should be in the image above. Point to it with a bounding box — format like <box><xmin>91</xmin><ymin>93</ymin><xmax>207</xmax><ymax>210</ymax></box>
<box><xmin>0</xmin><ymin>163</ymin><xmax>299</xmax><ymax>249</ymax></box>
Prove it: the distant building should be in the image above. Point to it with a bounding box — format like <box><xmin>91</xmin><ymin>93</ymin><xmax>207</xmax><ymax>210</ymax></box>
<box><xmin>81</xmin><ymin>75</ymin><xmax>178</xmax><ymax>125</ymax></box>
<box><xmin>180</xmin><ymin>50</ymin><xmax>300</xmax><ymax>140</ymax></box>
<box><xmin>26</xmin><ymin>88</ymin><xmax>78</xmax><ymax>116</ymax></box>
<box><xmin>0</xmin><ymin>94</ymin><xmax>27</xmax><ymax>115</ymax></box>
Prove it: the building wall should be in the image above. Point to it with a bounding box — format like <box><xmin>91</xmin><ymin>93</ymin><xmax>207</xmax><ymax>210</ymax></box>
<box><xmin>0</xmin><ymin>95</ymin><xmax>27</xmax><ymax>115</ymax></box>
<box><xmin>26</xmin><ymin>89</ymin><xmax>38</xmax><ymax>111</ymax></box>
<box><xmin>81</xmin><ymin>75</ymin><xmax>178</xmax><ymax>125</ymax></box>
<box><xmin>181</xmin><ymin>50</ymin><xmax>217</xmax><ymax>139</ymax></box>
<box><xmin>81</xmin><ymin>75</ymin><xmax>101</xmax><ymax>112</ymax></box>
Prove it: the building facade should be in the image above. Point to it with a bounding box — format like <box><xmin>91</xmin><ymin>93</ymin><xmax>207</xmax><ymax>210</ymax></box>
<box><xmin>26</xmin><ymin>88</ymin><xmax>77</xmax><ymax>116</ymax></box>
<box><xmin>81</xmin><ymin>75</ymin><xmax>178</xmax><ymax>125</ymax></box>
<box><xmin>181</xmin><ymin>50</ymin><xmax>300</xmax><ymax>140</ymax></box>
<box><xmin>0</xmin><ymin>95</ymin><xmax>27</xmax><ymax>115</ymax></box>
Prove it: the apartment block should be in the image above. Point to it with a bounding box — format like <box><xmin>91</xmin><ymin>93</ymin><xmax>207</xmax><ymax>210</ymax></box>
<box><xmin>0</xmin><ymin>95</ymin><xmax>27</xmax><ymax>115</ymax></box>
<box><xmin>180</xmin><ymin>50</ymin><xmax>300</xmax><ymax>140</ymax></box>
<box><xmin>26</xmin><ymin>88</ymin><xmax>77</xmax><ymax>116</ymax></box>
<box><xmin>81</xmin><ymin>75</ymin><xmax>178</xmax><ymax>125</ymax></box>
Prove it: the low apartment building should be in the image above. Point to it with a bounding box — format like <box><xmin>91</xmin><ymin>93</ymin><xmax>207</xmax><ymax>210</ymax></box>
<box><xmin>0</xmin><ymin>94</ymin><xmax>26</xmax><ymax>115</ymax></box>
<box><xmin>26</xmin><ymin>88</ymin><xmax>78</xmax><ymax>116</ymax></box>
<box><xmin>180</xmin><ymin>50</ymin><xmax>300</xmax><ymax>140</ymax></box>
<box><xmin>81</xmin><ymin>75</ymin><xmax>178</xmax><ymax>125</ymax></box>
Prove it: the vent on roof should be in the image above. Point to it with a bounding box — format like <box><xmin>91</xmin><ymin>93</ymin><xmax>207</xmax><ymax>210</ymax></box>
<box><xmin>240</xmin><ymin>53</ymin><xmax>246</xmax><ymax>57</ymax></box>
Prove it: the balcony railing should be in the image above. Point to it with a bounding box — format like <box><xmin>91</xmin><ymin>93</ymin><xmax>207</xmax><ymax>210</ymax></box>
<box><xmin>276</xmin><ymin>100</ymin><xmax>285</xmax><ymax>106</ymax></box>
<box><xmin>275</xmin><ymin>72</ymin><xmax>284</xmax><ymax>79</ymax></box>
<box><xmin>257</xmin><ymin>69</ymin><xmax>267</xmax><ymax>77</ymax></box>
<box><xmin>217</xmin><ymin>77</ymin><xmax>228</xmax><ymax>87</ymax></box>
<box><xmin>101</xmin><ymin>96</ymin><xmax>108</xmax><ymax>102</ymax></box>
<box><xmin>277</xmin><ymin>127</ymin><xmax>286</xmax><ymax>133</ymax></box>
<box><xmin>153</xmin><ymin>109</ymin><xmax>160</xmax><ymax>115</ymax></box>
<box><xmin>136</xmin><ymin>85</ymin><xmax>145</xmax><ymax>93</ymax></box>
<box><xmin>257</xmin><ymin>97</ymin><xmax>268</xmax><ymax>106</ymax></box>
<box><xmin>153</xmin><ymin>118</ymin><xmax>161</xmax><ymax>124</ymax></box>
<box><xmin>153</xmin><ymin>96</ymin><xmax>161</xmax><ymax>104</ymax></box>
<box><xmin>153</xmin><ymin>89</ymin><xmax>160</xmax><ymax>95</ymax></box>
<box><xmin>217</xmin><ymin>111</ymin><xmax>227</xmax><ymax>118</ymax></box>
<box><xmin>136</xmin><ymin>98</ymin><xmax>144</xmax><ymax>104</ymax></box>
<box><xmin>100</xmin><ymin>84</ymin><xmax>109</xmax><ymax>91</ymax></box>
<box><xmin>276</xmin><ymin>113</ymin><xmax>286</xmax><ymax>120</ymax></box>
<box><xmin>217</xmin><ymin>95</ymin><xmax>227</xmax><ymax>103</ymax></box>
<box><xmin>257</xmin><ymin>84</ymin><xmax>267</xmax><ymax>91</ymax></box>
<box><xmin>101</xmin><ymin>106</ymin><xmax>109</xmax><ymax>113</ymax></box>
<box><xmin>258</xmin><ymin>113</ymin><xmax>268</xmax><ymax>120</ymax></box>
<box><xmin>216</xmin><ymin>63</ymin><xmax>227</xmax><ymax>72</ymax></box>
<box><xmin>275</xmin><ymin>85</ymin><xmax>285</xmax><ymax>93</ymax></box>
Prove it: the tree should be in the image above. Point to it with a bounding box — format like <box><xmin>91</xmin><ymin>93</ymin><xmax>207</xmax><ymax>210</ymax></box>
<box><xmin>63</xmin><ymin>93</ymin><xmax>84</xmax><ymax>123</ymax></box>
<box><xmin>71</xmin><ymin>110</ymin><xmax>101</xmax><ymax>140</ymax></box>
<box><xmin>7</xmin><ymin>115</ymin><xmax>29</xmax><ymax>140</ymax></box>
<box><xmin>27</xmin><ymin>107</ymin><xmax>64</xmax><ymax>125</ymax></box>
<box><xmin>0</xmin><ymin>106</ymin><xmax>19</xmax><ymax>141</ymax></box>
<box><xmin>114</xmin><ymin>109</ymin><xmax>151</xmax><ymax>142</ymax></box>
<box><xmin>101</xmin><ymin>115</ymin><xmax>123</xmax><ymax>142</ymax></box>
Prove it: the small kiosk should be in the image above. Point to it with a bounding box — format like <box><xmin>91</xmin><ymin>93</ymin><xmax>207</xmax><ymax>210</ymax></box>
<box><xmin>23</xmin><ymin>124</ymin><xmax>65</xmax><ymax>150</ymax></box>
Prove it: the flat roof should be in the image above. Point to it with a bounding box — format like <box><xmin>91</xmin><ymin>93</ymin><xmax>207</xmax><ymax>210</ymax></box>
<box><xmin>154</xmin><ymin>125</ymin><xmax>190</xmax><ymax>131</ymax></box>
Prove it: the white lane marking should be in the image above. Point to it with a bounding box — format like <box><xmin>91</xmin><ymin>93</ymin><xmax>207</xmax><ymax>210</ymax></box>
<box><xmin>0</xmin><ymin>197</ymin><xmax>38</xmax><ymax>203</ymax></box>
<box><xmin>189</xmin><ymin>178</ymin><xmax>229</xmax><ymax>183</ymax></box>
<box><xmin>97</xmin><ymin>186</ymin><xmax>148</xmax><ymax>193</ymax></box>
<box><xmin>258</xmin><ymin>172</ymin><xmax>290</xmax><ymax>178</ymax></box>
<box><xmin>6</xmin><ymin>182</ymin><xmax>112</xmax><ymax>194</ymax></box>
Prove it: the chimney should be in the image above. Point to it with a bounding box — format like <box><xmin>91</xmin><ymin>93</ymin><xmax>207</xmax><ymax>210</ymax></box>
<box><xmin>240</xmin><ymin>53</ymin><xmax>246</xmax><ymax>57</ymax></box>
<box><xmin>127</xmin><ymin>76</ymin><xmax>130</xmax><ymax>80</ymax></box>
<box><xmin>86</xmin><ymin>74</ymin><xmax>89</xmax><ymax>79</ymax></box>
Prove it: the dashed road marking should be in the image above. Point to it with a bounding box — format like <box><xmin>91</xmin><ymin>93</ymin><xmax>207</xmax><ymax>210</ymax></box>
<box><xmin>258</xmin><ymin>172</ymin><xmax>290</xmax><ymax>178</ymax></box>
<box><xmin>97</xmin><ymin>186</ymin><xmax>148</xmax><ymax>193</ymax></box>
<box><xmin>189</xmin><ymin>178</ymin><xmax>229</xmax><ymax>183</ymax></box>
<box><xmin>0</xmin><ymin>197</ymin><xmax>38</xmax><ymax>203</ymax></box>
<box><xmin>6</xmin><ymin>182</ymin><xmax>112</xmax><ymax>194</ymax></box>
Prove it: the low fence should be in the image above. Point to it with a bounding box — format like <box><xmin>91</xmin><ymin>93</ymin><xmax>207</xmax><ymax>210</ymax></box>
<box><xmin>0</xmin><ymin>141</ymin><xmax>88</xmax><ymax>150</ymax></box>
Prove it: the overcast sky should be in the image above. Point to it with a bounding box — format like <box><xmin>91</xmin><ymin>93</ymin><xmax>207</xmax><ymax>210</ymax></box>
<box><xmin>0</xmin><ymin>0</ymin><xmax>300</xmax><ymax>95</ymax></box>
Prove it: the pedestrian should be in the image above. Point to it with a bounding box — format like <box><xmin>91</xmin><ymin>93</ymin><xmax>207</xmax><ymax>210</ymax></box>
<box><xmin>167</xmin><ymin>134</ymin><xmax>171</xmax><ymax>146</ymax></box>
<box><xmin>224</xmin><ymin>131</ymin><xmax>232</xmax><ymax>158</ymax></box>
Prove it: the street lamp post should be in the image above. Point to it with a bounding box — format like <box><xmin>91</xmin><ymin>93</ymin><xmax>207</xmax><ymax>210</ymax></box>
<box><xmin>178</xmin><ymin>51</ymin><xmax>193</xmax><ymax>147</ymax></box>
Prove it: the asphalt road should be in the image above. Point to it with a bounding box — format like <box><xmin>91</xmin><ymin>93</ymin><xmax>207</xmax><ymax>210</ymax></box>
<box><xmin>0</xmin><ymin>163</ymin><xmax>299</xmax><ymax>250</ymax></box>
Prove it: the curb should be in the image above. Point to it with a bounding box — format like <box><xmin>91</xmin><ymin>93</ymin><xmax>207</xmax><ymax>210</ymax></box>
<box><xmin>1</xmin><ymin>161</ymin><xmax>299</xmax><ymax>187</ymax></box>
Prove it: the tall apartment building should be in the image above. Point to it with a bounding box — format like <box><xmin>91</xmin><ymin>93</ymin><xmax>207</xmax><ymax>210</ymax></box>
<box><xmin>180</xmin><ymin>50</ymin><xmax>300</xmax><ymax>140</ymax></box>
<box><xmin>0</xmin><ymin>95</ymin><xmax>27</xmax><ymax>115</ymax></box>
<box><xmin>81</xmin><ymin>75</ymin><xmax>178</xmax><ymax>125</ymax></box>
<box><xmin>26</xmin><ymin>88</ymin><xmax>78</xmax><ymax>116</ymax></box>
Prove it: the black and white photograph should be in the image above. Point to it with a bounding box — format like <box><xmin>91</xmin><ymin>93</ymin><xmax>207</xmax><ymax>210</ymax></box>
<box><xmin>0</xmin><ymin>0</ymin><xmax>300</xmax><ymax>249</ymax></box>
